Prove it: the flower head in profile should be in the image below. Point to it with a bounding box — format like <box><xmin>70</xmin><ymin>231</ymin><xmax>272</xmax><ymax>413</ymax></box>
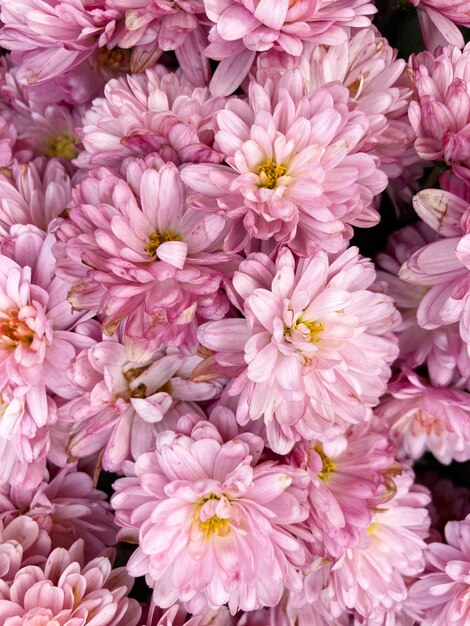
<box><xmin>407</xmin><ymin>0</ymin><xmax>470</xmax><ymax>50</ymax></box>
<box><xmin>182</xmin><ymin>82</ymin><xmax>387</xmax><ymax>257</ymax></box>
<box><xmin>0</xmin><ymin>539</ymin><xmax>142</xmax><ymax>626</ymax></box>
<box><xmin>197</xmin><ymin>246</ymin><xmax>399</xmax><ymax>453</ymax></box>
<box><xmin>54</xmin><ymin>161</ymin><xmax>230</xmax><ymax>352</ymax></box>
<box><xmin>112</xmin><ymin>419</ymin><xmax>310</xmax><ymax>613</ymax></box>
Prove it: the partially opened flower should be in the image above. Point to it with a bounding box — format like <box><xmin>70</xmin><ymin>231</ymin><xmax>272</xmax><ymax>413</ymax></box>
<box><xmin>112</xmin><ymin>419</ymin><xmax>310</xmax><ymax>613</ymax></box>
<box><xmin>197</xmin><ymin>247</ymin><xmax>399</xmax><ymax>453</ymax></box>
<box><xmin>407</xmin><ymin>514</ymin><xmax>470</xmax><ymax>626</ymax></box>
<box><xmin>182</xmin><ymin>82</ymin><xmax>387</xmax><ymax>256</ymax></box>
<box><xmin>0</xmin><ymin>539</ymin><xmax>142</xmax><ymax>626</ymax></box>
<box><xmin>407</xmin><ymin>0</ymin><xmax>470</xmax><ymax>50</ymax></box>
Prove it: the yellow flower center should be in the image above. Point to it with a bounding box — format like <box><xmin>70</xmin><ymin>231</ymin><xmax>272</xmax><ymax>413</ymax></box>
<box><xmin>257</xmin><ymin>159</ymin><xmax>287</xmax><ymax>189</ymax></box>
<box><xmin>367</xmin><ymin>522</ymin><xmax>378</xmax><ymax>536</ymax></box>
<box><xmin>44</xmin><ymin>133</ymin><xmax>79</xmax><ymax>161</ymax></box>
<box><xmin>146</xmin><ymin>230</ymin><xmax>181</xmax><ymax>258</ymax></box>
<box><xmin>199</xmin><ymin>515</ymin><xmax>231</xmax><ymax>539</ymax></box>
<box><xmin>315</xmin><ymin>444</ymin><xmax>336</xmax><ymax>481</ymax></box>
<box><xmin>303</xmin><ymin>320</ymin><xmax>324</xmax><ymax>343</ymax></box>
<box><xmin>0</xmin><ymin>310</ymin><xmax>34</xmax><ymax>349</ymax></box>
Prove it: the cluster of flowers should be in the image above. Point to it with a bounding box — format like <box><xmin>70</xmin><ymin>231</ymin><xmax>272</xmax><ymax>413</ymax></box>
<box><xmin>0</xmin><ymin>0</ymin><xmax>468</xmax><ymax>624</ymax></box>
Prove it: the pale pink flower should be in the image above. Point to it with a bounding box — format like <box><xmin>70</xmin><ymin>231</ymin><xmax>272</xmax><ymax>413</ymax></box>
<box><xmin>107</xmin><ymin>0</ymin><xmax>209</xmax><ymax>83</ymax></box>
<box><xmin>111</xmin><ymin>419</ymin><xmax>310</xmax><ymax>613</ymax></box>
<box><xmin>204</xmin><ymin>0</ymin><xmax>376</xmax><ymax>95</ymax></box>
<box><xmin>0</xmin><ymin>157</ymin><xmax>71</xmax><ymax>240</ymax></box>
<box><xmin>0</xmin><ymin>515</ymin><xmax>51</xmax><ymax>582</ymax></box>
<box><xmin>197</xmin><ymin>247</ymin><xmax>399</xmax><ymax>453</ymax></box>
<box><xmin>0</xmin><ymin>0</ymin><xmax>121</xmax><ymax>85</ymax></box>
<box><xmin>377</xmin><ymin>222</ymin><xmax>470</xmax><ymax>388</ymax></box>
<box><xmin>0</xmin><ymin>465</ymin><xmax>117</xmax><ymax>561</ymax></box>
<box><xmin>78</xmin><ymin>66</ymin><xmax>225</xmax><ymax>168</ymax></box>
<box><xmin>407</xmin><ymin>514</ymin><xmax>470</xmax><ymax>626</ymax></box>
<box><xmin>289</xmin><ymin>424</ymin><xmax>398</xmax><ymax>556</ymax></box>
<box><xmin>399</xmin><ymin>179</ymin><xmax>470</xmax><ymax>347</ymax></box>
<box><xmin>54</xmin><ymin>161</ymin><xmax>230</xmax><ymax>351</ymax></box>
<box><xmin>182</xmin><ymin>82</ymin><xmax>387</xmax><ymax>256</ymax></box>
<box><xmin>0</xmin><ymin>539</ymin><xmax>142</xmax><ymax>626</ymax></box>
<box><xmin>408</xmin><ymin>0</ymin><xmax>470</xmax><ymax>50</ymax></box>
<box><xmin>145</xmin><ymin>603</ymin><xmax>234</xmax><ymax>626</ymax></box>
<box><xmin>408</xmin><ymin>44</ymin><xmax>470</xmax><ymax>184</ymax></box>
<box><xmin>328</xmin><ymin>471</ymin><xmax>430</xmax><ymax>619</ymax></box>
<box><xmin>255</xmin><ymin>28</ymin><xmax>413</xmax><ymax>179</ymax></box>
<box><xmin>377</xmin><ymin>370</ymin><xmax>470</xmax><ymax>464</ymax></box>
<box><xmin>62</xmin><ymin>335</ymin><xmax>223</xmax><ymax>472</ymax></box>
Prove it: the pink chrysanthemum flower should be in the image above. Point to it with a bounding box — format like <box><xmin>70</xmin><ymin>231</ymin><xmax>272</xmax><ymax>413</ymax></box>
<box><xmin>78</xmin><ymin>66</ymin><xmax>225</xmax><ymax>169</ymax></box>
<box><xmin>408</xmin><ymin>44</ymin><xmax>470</xmax><ymax>184</ymax></box>
<box><xmin>62</xmin><ymin>335</ymin><xmax>224</xmax><ymax>472</ymax></box>
<box><xmin>112</xmin><ymin>419</ymin><xmax>310</xmax><ymax>613</ymax></box>
<box><xmin>197</xmin><ymin>247</ymin><xmax>399</xmax><ymax>453</ymax></box>
<box><xmin>203</xmin><ymin>0</ymin><xmax>376</xmax><ymax>95</ymax></box>
<box><xmin>0</xmin><ymin>515</ymin><xmax>51</xmax><ymax>582</ymax></box>
<box><xmin>256</xmin><ymin>28</ymin><xmax>413</xmax><ymax>179</ymax></box>
<box><xmin>289</xmin><ymin>424</ymin><xmax>399</xmax><ymax>556</ymax></box>
<box><xmin>0</xmin><ymin>115</ymin><xmax>28</xmax><ymax>168</ymax></box>
<box><xmin>107</xmin><ymin>0</ymin><xmax>209</xmax><ymax>83</ymax></box>
<box><xmin>145</xmin><ymin>603</ymin><xmax>234</xmax><ymax>626</ymax></box>
<box><xmin>377</xmin><ymin>221</ymin><xmax>470</xmax><ymax>388</ymax></box>
<box><xmin>0</xmin><ymin>0</ymin><xmax>121</xmax><ymax>86</ymax></box>
<box><xmin>407</xmin><ymin>514</ymin><xmax>470</xmax><ymax>626</ymax></box>
<box><xmin>182</xmin><ymin>82</ymin><xmax>387</xmax><ymax>256</ymax></box>
<box><xmin>407</xmin><ymin>0</ymin><xmax>470</xmax><ymax>50</ymax></box>
<box><xmin>54</xmin><ymin>161</ymin><xmax>230</xmax><ymax>352</ymax></box>
<box><xmin>0</xmin><ymin>157</ymin><xmax>71</xmax><ymax>239</ymax></box>
<box><xmin>328</xmin><ymin>471</ymin><xmax>430</xmax><ymax>619</ymax></box>
<box><xmin>377</xmin><ymin>370</ymin><xmax>470</xmax><ymax>464</ymax></box>
<box><xmin>399</xmin><ymin>177</ymin><xmax>470</xmax><ymax>347</ymax></box>
<box><xmin>0</xmin><ymin>465</ymin><xmax>117</xmax><ymax>561</ymax></box>
<box><xmin>0</xmin><ymin>539</ymin><xmax>142</xmax><ymax>626</ymax></box>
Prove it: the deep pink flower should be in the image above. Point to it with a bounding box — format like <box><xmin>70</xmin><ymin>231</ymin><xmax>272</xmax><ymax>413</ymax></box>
<box><xmin>377</xmin><ymin>370</ymin><xmax>470</xmax><ymax>464</ymax></box>
<box><xmin>54</xmin><ymin>161</ymin><xmax>231</xmax><ymax>352</ymax></box>
<box><xmin>77</xmin><ymin>66</ymin><xmax>225</xmax><ymax>169</ymax></box>
<box><xmin>407</xmin><ymin>515</ymin><xmax>470</xmax><ymax>626</ymax></box>
<box><xmin>182</xmin><ymin>82</ymin><xmax>387</xmax><ymax>256</ymax></box>
<box><xmin>0</xmin><ymin>157</ymin><xmax>72</xmax><ymax>240</ymax></box>
<box><xmin>62</xmin><ymin>335</ymin><xmax>223</xmax><ymax>472</ymax></box>
<box><xmin>408</xmin><ymin>0</ymin><xmax>470</xmax><ymax>50</ymax></box>
<box><xmin>0</xmin><ymin>0</ymin><xmax>121</xmax><ymax>85</ymax></box>
<box><xmin>0</xmin><ymin>539</ymin><xmax>142</xmax><ymax>626</ymax></box>
<box><xmin>112</xmin><ymin>419</ymin><xmax>310</xmax><ymax>613</ymax></box>
<box><xmin>0</xmin><ymin>465</ymin><xmax>117</xmax><ymax>561</ymax></box>
<box><xmin>197</xmin><ymin>247</ymin><xmax>399</xmax><ymax>453</ymax></box>
<box><xmin>408</xmin><ymin>44</ymin><xmax>470</xmax><ymax>184</ymax></box>
<box><xmin>289</xmin><ymin>424</ymin><xmax>399</xmax><ymax>556</ymax></box>
<box><xmin>203</xmin><ymin>0</ymin><xmax>376</xmax><ymax>95</ymax></box>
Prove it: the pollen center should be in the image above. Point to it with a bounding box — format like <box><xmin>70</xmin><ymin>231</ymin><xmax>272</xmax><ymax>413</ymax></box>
<box><xmin>303</xmin><ymin>320</ymin><xmax>324</xmax><ymax>343</ymax></box>
<box><xmin>0</xmin><ymin>310</ymin><xmax>34</xmax><ymax>349</ymax></box>
<box><xmin>199</xmin><ymin>515</ymin><xmax>231</xmax><ymax>539</ymax></box>
<box><xmin>315</xmin><ymin>444</ymin><xmax>336</xmax><ymax>481</ymax></box>
<box><xmin>257</xmin><ymin>159</ymin><xmax>287</xmax><ymax>189</ymax></box>
<box><xmin>44</xmin><ymin>133</ymin><xmax>79</xmax><ymax>161</ymax></box>
<box><xmin>146</xmin><ymin>231</ymin><xmax>181</xmax><ymax>258</ymax></box>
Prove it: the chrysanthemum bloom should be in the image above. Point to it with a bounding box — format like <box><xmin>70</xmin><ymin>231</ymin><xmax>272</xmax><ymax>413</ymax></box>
<box><xmin>0</xmin><ymin>115</ymin><xmax>28</xmax><ymax>168</ymax></box>
<box><xmin>182</xmin><ymin>82</ymin><xmax>387</xmax><ymax>256</ymax></box>
<box><xmin>377</xmin><ymin>221</ymin><xmax>470</xmax><ymax>388</ymax></box>
<box><xmin>407</xmin><ymin>0</ymin><xmax>470</xmax><ymax>50</ymax></box>
<box><xmin>256</xmin><ymin>28</ymin><xmax>413</xmax><ymax>179</ymax></box>
<box><xmin>77</xmin><ymin>66</ymin><xmax>225</xmax><ymax>169</ymax></box>
<box><xmin>54</xmin><ymin>162</ymin><xmax>230</xmax><ymax>351</ymax></box>
<box><xmin>203</xmin><ymin>0</ymin><xmax>376</xmax><ymax>95</ymax></box>
<box><xmin>197</xmin><ymin>247</ymin><xmax>399</xmax><ymax>453</ymax></box>
<box><xmin>0</xmin><ymin>539</ymin><xmax>142</xmax><ymax>625</ymax></box>
<box><xmin>289</xmin><ymin>423</ymin><xmax>399</xmax><ymax>556</ymax></box>
<box><xmin>407</xmin><ymin>515</ymin><xmax>470</xmax><ymax>626</ymax></box>
<box><xmin>0</xmin><ymin>0</ymin><xmax>121</xmax><ymax>85</ymax></box>
<box><xmin>0</xmin><ymin>465</ymin><xmax>117</xmax><ymax>561</ymax></box>
<box><xmin>106</xmin><ymin>0</ymin><xmax>209</xmax><ymax>83</ymax></box>
<box><xmin>377</xmin><ymin>370</ymin><xmax>470</xmax><ymax>464</ymax></box>
<box><xmin>0</xmin><ymin>515</ymin><xmax>51</xmax><ymax>582</ymax></box>
<box><xmin>62</xmin><ymin>335</ymin><xmax>223</xmax><ymax>472</ymax></box>
<box><xmin>0</xmin><ymin>157</ymin><xmax>71</xmax><ymax>240</ymax></box>
<box><xmin>328</xmin><ymin>471</ymin><xmax>430</xmax><ymax>619</ymax></box>
<box><xmin>408</xmin><ymin>44</ymin><xmax>470</xmax><ymax>184</ymax></box>
<box><xmin>112</xmin><ymin>419</ymin><xmax>310</xmax><ymax>613</ymax></box>
<box><xmin>399</xmin><ymin>177</ymin><xmax>470</xmax><ymax>347</ymax></box>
